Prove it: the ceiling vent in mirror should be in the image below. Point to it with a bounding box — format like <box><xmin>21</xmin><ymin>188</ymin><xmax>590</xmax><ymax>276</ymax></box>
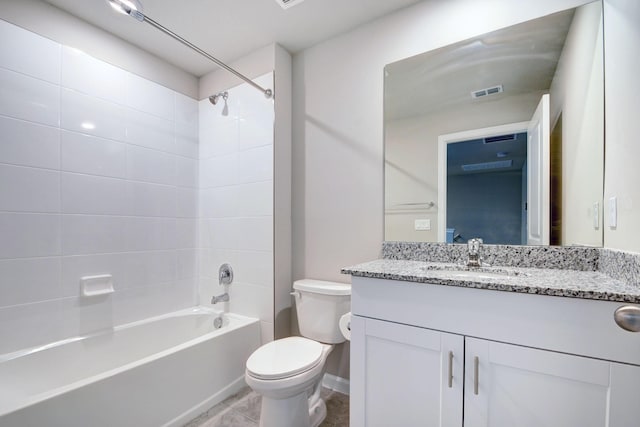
<box><xmin>484</xmin><ymin>134</ymin><xmax>517</xmax><ymax>144</ymax></box>
<box><xmin>461</xmin><ymin>160</ymin><xmax>513</xmax><ymax>172</ymax></box>
<box><xmin>275</xmin><ymin>0</ymin><xmax>306</xmax><ymax>9</ymax></box>
<box><xmin>471</xmin><ymin>84</ymin><xmax>504</xmax><ymax>99</ymax></box>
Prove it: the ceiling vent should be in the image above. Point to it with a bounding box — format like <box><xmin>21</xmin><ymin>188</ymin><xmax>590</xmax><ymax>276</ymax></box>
<box><xmin>471</xmin><ymin>84</ymin><xmax>503</xmax><ymax>99</ymax></box>
<box><xmin>275</xmin><ymin>0</ymin><xmax>306</xmax><ymax>9</ymax></box>
<box><xmin>484</xmin><ymin>134</ymin><xmax>517</xmax><ymax>144</ymax></box>
<box><xmin>461</xmin><ymin>160</ymin><xmax>513</xmax><ymax>172</ymax></box>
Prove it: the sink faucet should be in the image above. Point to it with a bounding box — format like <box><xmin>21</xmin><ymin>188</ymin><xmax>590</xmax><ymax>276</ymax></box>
<box><xmin>467</xmin><ymin>238</ymin><xmax>483</xmax><ymax>267</ymax></box>
<box><xmin>211</xmin><ymin>293</ymin><xmax>229</xmax><ymax>304</ymax></box>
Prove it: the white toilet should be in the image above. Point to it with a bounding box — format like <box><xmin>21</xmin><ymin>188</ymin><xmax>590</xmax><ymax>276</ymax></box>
<box><xmin>245</xmin><ymin>279</ymin><xmax>351</xmax><ymax>427</ymax></box>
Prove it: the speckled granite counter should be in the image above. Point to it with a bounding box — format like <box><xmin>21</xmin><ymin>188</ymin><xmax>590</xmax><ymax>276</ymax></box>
<box><xmin>341</xmin><ymin>259</ymin><xmax>640</xmax><ymax>304</ymax></box>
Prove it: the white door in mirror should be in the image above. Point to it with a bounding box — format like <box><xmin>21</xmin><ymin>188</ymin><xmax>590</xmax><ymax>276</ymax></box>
<box><xmin>527</xmin><ymin>94</ymin><xmax>550</xmax><ymax>245</ymax></box>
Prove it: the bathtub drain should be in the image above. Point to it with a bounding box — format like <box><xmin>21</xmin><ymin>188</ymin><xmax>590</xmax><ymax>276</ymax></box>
<box><xmin>213</xmin><ymin>316</ymin><xmax>224</xmax><ymax>329</ymax></box>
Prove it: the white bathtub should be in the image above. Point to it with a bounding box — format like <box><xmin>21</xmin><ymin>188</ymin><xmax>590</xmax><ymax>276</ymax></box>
<box><xmin>0</xmin><ymin>307</ymin><xmax>261</xmax><ymax>427</ymax></box>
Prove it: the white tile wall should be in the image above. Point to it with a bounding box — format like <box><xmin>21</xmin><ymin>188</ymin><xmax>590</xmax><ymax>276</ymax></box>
<box><xmin>61</xmin><ymin>173</ymin><xmax>129</xmax><ymax>215</ymax></box>
<box><xmin>60</xmin><ymin>131</ymin><xmax>127</xmax><ymax>178</ymax></box>
<box><xmin>0</xmin><ymin>164</ymin><xmax>60</xmax><ymax>212</ymax></box>
<box><xmin>61</xmin><ymin>215</ymin><xmax>128</xmax><ymax>255</ymax></box>
<box><xmin>125</xmin><ymin>108</ymin><xmax>175</xmax><ymax>152</ymax></box>
<box><xmin>0</xmin><ymin>20</ymin><xmax>60</xmax><ymax>84</ymax></box>
<box><xmin>0</xmin><ymin>68</ymin><xmax>60</xmax><ymax>126</ymax></box>
<box><xmin>198</xmin><ymin>72</ymin><xmax>275</xmax><ymax>344</ymax></box>
<box><xmin>0</xmin><ymin>20</ymin><xmax>199</xmax><ymax>353</ymax></box>
<box><xmin>61</xmin><ymin>46</ymin><xmax>127</xmax><ymax>104</ymax></box>
<box><xmin>126</xmin><ymin>181</ymin><xmax>177</xmax><ymax>218</ymax></box>
<box><xmin>126</xmin><ymin>144</ymin><xmax>176</xmax><ymax>185</ymax></box>
<box><xmin>0</xmin><ymin>20</ymin><xmax>275</xmax><ymax>353</ymax></box>
<box><xmin>0</xmin><ymin>257</ymin><xmax>62</xmax><ymax>306</ymax></box>
<box><xmin>60</xmin><ymin>88</ymin><xmax>127</xmax><ymax>141</ymax></box>
<box><xmin>0</xmin><ymin>213</ymin><xmax>61</xmax><ymax>259</ymax></box>
<box><xmin>0</xmin><ymin>116</ymin><xmax>60</xmax><ymax>169</ymax></box>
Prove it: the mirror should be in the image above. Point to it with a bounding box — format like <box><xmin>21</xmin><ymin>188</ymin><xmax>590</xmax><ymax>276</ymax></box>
<box><xmin>384</xmin><ymin>1</ymin><xmax>604</xmax><ymax>246</ymax></box>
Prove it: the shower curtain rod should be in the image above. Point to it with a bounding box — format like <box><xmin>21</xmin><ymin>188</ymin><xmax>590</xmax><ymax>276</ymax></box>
<box><xmin>123</xmin><ymin>6</ymin><xmax>273</xmax><ymax>99</ymax></box>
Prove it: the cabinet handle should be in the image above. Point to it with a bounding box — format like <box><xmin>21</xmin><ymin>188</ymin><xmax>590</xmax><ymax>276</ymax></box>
<box><xmin>448</xmin><ymin>351</ymin><xmax>454</xmax><ymax>388</ymax></box>
<box><xmin>614</xmin><ymin>305</ymin><xmax>640</xmax><ymax>332</ymax></box>
<box><xmin>473</xmin><ymin>356</ymin><xmax>479</xmax><ymax>395</ymax></box>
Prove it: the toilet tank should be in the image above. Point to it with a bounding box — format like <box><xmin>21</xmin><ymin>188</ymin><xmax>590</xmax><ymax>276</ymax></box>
<box><xmin>293</xmin><ymin>279</ymin><xmax>351</xmax><ymax>344</ymax></box>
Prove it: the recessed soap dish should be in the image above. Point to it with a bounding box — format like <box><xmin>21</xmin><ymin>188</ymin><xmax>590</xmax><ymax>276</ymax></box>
<box><xmin>80</xmin><ymin>274</ymin><xmax>114</xmax><ymax>297</ymax></box>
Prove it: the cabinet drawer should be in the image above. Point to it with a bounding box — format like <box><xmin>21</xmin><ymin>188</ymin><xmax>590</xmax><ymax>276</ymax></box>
<box><xmin>352</xmin><ymin>276</ymin><xmax>640</xmax><ymax>365</ymax></box>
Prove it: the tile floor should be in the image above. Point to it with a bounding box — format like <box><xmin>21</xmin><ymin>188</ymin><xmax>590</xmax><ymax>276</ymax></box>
<box><xmin>184</xmin><ymin>387</ymin><xmax>349</xmax><ymax>427</ymax></box>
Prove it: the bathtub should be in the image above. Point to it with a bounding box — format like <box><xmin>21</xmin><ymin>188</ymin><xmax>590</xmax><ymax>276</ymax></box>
<box><xmin>0</xmin><ymin>307</ymin><xmax>261</xmax><ymax>427</ymax></box>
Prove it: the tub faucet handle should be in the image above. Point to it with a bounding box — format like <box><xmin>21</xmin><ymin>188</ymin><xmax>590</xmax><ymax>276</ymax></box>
<box><xmin>218</xmin><ymin>263</ymin><xmax>233</xmax><ymax>286</ymax></box>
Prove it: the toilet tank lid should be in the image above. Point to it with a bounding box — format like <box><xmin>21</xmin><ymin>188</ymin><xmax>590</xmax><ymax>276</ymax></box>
<box><xmin>293</xmin><ymin>279</ymin><xmax>351</xmax><ymax>295</ymax></box>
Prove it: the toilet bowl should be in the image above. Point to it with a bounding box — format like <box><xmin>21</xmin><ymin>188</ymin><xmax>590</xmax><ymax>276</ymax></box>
<box><xmin>245</xmin><ymin>279</ymin><xmax>351</xmax><ymax>427</ymax></box>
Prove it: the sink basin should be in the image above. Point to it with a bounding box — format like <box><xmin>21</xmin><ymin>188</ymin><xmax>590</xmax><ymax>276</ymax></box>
<box><xmin>422</xmin><ymin>264</ymin><xmax>526</xmax><ymax>279</ymax></box>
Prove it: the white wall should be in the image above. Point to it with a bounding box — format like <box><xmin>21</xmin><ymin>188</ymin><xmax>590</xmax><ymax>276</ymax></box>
<box><xmin>198</xmin><ymin>73</ymin><xmax>276</xmax><ymax>344</ymax></box>
<box><xmin>603</xmin><ymin>0</ymin><xmax>640</xmax><ymax>253</ymax></box>
<box><xmin>549</xmin><ymin>1</ymin><xmax>604</xmax><ymax>246</ymax></box>
<box><xmin>0</xmin><ymin>20</ymin><xmax>199</xmax><ymax>354</ymax></box>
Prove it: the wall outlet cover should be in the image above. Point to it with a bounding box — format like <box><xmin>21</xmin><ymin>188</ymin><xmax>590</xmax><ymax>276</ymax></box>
<box><xmin>415</xmin><ymin>219</ymin><xmax>431</xmax><ymax>231</ymax></box>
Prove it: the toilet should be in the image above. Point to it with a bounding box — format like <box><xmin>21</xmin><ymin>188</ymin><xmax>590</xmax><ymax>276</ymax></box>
<box><xmin>245</xmin><ymin>279</ymin><xmax>351</xmax><ymax>427</ymax></box>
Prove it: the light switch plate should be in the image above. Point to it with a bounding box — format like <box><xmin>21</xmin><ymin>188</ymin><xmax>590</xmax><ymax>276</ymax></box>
<box><xmin>593</xmin><ymin>202</ymin><xmax>599</xmax><ymax>230</ymax></box>
<box><xmin>609</xmin><ymin>197</ymin><xmax>617</xmax><ymax>228</ymax></box>
<box><xmin>414</xmin><ymin>219</ymin><xmax>431</xmax><ymax>231</ymax></box>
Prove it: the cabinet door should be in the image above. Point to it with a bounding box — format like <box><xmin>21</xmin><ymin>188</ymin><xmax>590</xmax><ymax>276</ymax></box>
<box><xmin>351</xmin><ymin>316</ymin><xmax>464</xmax><ymax>427</ymax></box>
<box><xmin>464</xmin><ymin>337</ymin><xmax>640</xmax><ymax>427</ymax></box>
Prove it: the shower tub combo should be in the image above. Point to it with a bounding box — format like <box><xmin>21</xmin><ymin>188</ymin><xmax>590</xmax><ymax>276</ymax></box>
<box><xmin>0</xmin><ymin>307</ymin><xmax>260</xmax><ymax>426</ymax></box>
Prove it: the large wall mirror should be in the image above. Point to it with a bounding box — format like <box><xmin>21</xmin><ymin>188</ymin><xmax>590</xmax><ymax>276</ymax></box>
<box><xmin>384</xmin><ymin>1</ymin><xmax>604</xmax><ymax>246</ymax></box>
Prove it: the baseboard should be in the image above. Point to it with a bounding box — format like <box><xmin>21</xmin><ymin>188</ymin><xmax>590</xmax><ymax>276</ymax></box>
<box><xmin>322</xmin><ymin>373</ymin><xmax>350</xmax><ymax>396</ymax></box>
<box><xmin>163</xmin><ymin>375</ymin><xmax>247</xmax><ymax>427</ymax></box>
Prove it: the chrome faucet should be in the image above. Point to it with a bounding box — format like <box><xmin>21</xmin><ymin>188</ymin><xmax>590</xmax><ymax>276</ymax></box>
<box><xmin>211</xmin><ymin>293</ymin><xmax>229</xmax><ymax>304</ymax></box>
<box><xmin>467</xmin><ymin>238</ymin><xmax>483</xmax><ymax>267</ymax></box>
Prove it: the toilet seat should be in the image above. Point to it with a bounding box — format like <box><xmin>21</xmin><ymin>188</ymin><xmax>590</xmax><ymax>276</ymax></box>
<box><xmin>246</xmin><ymin>337</ymin><xmax>323</xmax><ymax>380</ymax></box>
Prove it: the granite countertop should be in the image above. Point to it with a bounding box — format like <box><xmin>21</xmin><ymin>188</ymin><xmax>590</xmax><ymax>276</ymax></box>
<box><xmin>341</xmin><ymin>259</ymin><xmax>640</xmax><ymax>303</ymax></box>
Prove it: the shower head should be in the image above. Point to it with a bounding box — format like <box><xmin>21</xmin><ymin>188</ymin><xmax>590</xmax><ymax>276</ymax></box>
<box><xmin>209</xmin><ymin>92</ymin><xmax>230</xmax><ymax>116</ymax></box>
<box><xmin>208</xmin><ymin>92</ymin><xmax>228</xmax><ymax>105</ymax></box>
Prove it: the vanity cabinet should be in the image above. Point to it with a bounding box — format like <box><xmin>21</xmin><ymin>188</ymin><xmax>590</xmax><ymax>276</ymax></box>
<box><xmin>350</xmin><ymin>316</ymin><xmax>463</xmax><ymax>426</ymax></box>
<box><xmin>349</xmin><ymin>277</ymin><xmax>640</xmax><ymax>427</ymax></box>
<box><xmin>463</xmin><ymin>337</ymin><xmax>639</xmax><ymax>427</ymax></box>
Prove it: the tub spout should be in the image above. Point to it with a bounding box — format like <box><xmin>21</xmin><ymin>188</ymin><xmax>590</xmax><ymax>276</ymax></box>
<box><xmin>211</xmin><ymin>293</ymin><xmax>229</xmax><ymax>304</ymax></box>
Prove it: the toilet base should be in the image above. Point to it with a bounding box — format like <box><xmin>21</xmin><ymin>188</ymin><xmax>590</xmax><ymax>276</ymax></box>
<box><xmin>309</xmin><ymin>396</ymin><xmax>327</xmax><ymax>427</ymax></box>
<box><xmin>258</xmin><ymin>391</ymin><xmax>311</xmax><ymax>427</ymax></box>
<box><xmin>257</xmin><ymin>380</ymin><xmax>328</xmax><ymax>427</ymax></box>
<box><xmin>257</xmin><ymin>395</ymin><xmax>327</xmax><ymax>427</ymax></box>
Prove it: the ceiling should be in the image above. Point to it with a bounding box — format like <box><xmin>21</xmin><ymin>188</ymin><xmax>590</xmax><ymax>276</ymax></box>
<box><xmin>447</xmin><ymin>133</ymin><xmax>528</xmax><ymax>176</ymax></box>
<box><xmin>384</xmin><ymin>8</ymin><xmax>575</xmax><ymax>121</ymax></box>
<box><xmin>43</xmin><ymin>0</ymin><xmax>422</xmax><ymax>77</ymax></box>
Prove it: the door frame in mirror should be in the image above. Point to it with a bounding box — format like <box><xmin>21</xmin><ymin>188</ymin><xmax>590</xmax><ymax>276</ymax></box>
<box><xmin>437</xmin><ymin>121</ymin><xmax>529</xmax><ymax>242</ymax></box>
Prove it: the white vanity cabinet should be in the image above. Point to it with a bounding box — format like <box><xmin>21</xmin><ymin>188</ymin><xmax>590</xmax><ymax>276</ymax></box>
<box><xmin>350</xmin><ymin>316</ymin><xmax>464</xmax><ymax>427</ymax></box>
<box><xmin>463</xmin><ymin>337</ymin><xmax>639</xmax><ymax>427</ymax></box>
<box><xmin>349</xmin><ymin>276</ymin><xmax>640</xmax><ymax>427</ymax></box>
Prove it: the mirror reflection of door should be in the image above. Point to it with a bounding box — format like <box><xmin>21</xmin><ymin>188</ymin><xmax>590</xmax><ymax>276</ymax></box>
<box><xmin>445</xmin><ymin>131</ymin><xmax>528</xmax><ymax>245</ymax></box>
<box><xmin>442</xmin><ymin>95</ymin><xmax>550</xmax><ymax>245</ymax></box>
